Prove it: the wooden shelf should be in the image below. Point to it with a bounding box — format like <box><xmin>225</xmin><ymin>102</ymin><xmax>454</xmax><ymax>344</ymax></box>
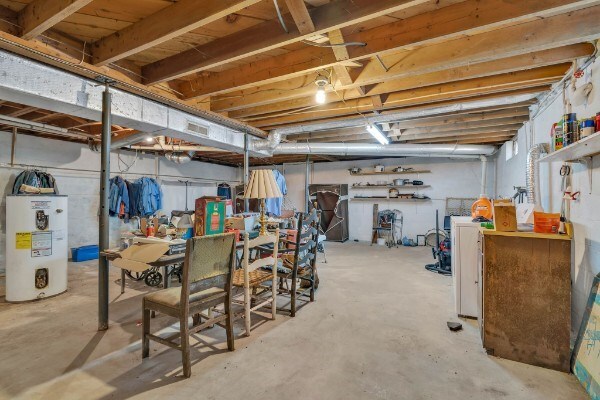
<box><xmin>350</xmin><ymin>170</ymin><xmax>431</xmax><ymax>176</ymax></box>
<box><xmin>350</xmin><ymin>185</ymin><xmax>430</xmax><ymax>189</ymax></box>
<box><xmin>539</xmin><ymin>131</ymin><xmax>600</xmax><ymax>163</ymax></box>
<box><xmin>351</xmin><ymin>197</ymin><xmax>431</xmax><ymax>202</ymax></box>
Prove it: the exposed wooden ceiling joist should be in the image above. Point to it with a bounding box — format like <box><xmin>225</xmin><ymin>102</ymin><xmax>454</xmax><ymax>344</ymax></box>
<box><xmin>19</xmin><ymin>0</ymin><xmax>93</xmax><ymax>40</ymax></box>
<box><xmin>246</xmin><ymin>65</ymin><xmax>566</xmax><ymax>127</ymax></box>
<box><xmin>180</xmin><ymin>0</ymin><xmax>599</xmax><ymax>98</ymax></box>
<box><xmin>218</xmin><ymin>44</ymin><xmax>593</xmax><ymax>116</ymax></box>
<box><xmin>285</xmin><ymin>0</ymin><xmax>315</xmax><ymax>35</ymax></box>
<box><xmin>92</xmin><ymin>0</ymin><xmax>262</xmax><ymax>66</ymax></box>
<box><xmin>142</xmin><ymin>0</ymin><xmax>428</xmax><ymax>84</ymax></box>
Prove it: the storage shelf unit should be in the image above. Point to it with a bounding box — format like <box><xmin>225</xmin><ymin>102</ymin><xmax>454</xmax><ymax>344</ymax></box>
<box><xmin>351</xmin><ymin>185</ymin><xmax>431</xmax><ymax>189</ymax></box>
<box><xmin>350</xmin><ymin>170</ymin><xmax>431</xmax><ymax>176</ymax></box>
<box><xmin>539</xmin><ymin>130</ymin><xmax>600</xmax><ymax>163</ymax></box>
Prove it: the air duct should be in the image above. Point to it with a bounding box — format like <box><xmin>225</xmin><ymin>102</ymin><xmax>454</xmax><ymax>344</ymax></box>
<box><xmin>526</xmin><ymin>143</ymin><xmax>549</xmax><ymax>205</ymax></box>
<box><xmin>251</xmin><ymin>131</ymin><xmax>283</xmax><ymax>151</ymax></box>
<box><xmin>271</xmin><ymin>143</ymin><xmax>495</xmax><ymax>158</ymax></box>
<box><xmin>164</xmin><ymin>151</ymin><xmax>194</xmax><ymax>164</ymax></box>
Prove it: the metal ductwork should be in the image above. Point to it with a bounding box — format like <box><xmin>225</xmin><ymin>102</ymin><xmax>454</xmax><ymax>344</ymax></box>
<box><xmin>271</xmin><ymin>143</ymin><xmax>496</xmax><ymax>158</ymax></box>
<box><xmin>164</xmin><ymin>151</ymin><xmax>194</xmax><ymax>164</ymax></box>
<box><xmin>0</xmin><ymin>50</ymin><xmax>269</xmax><ymax>156</ymax></box>
<box><xmin>251</xmin><ymin>131</ymin><xmax>283</xmax><ymax>151</ymax></box>
<box><xmin>526</xmin><ymin>143</ymin><xmax>549</xmax><ymax>205</ymax></box>
<box><xmin>271</xmin><ymin>93</ymin><xmax>538</xmax><ymax>136</ymax></box>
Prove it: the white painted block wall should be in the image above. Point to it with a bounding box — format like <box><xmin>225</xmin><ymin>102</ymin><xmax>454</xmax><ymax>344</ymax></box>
<box><xmin>0</xmin><ymin>133</ymin><xmax>241</xmax><ymax>272</ymax></box>
<box><xmin>495</xmin><ymin>57</ymin><xmax>600</xmax><ymax>337</ymax></box>
<box><xmin>279</xmin><ymin>157</ymin><xmax>494</xmax><ymax>241</ymax></box>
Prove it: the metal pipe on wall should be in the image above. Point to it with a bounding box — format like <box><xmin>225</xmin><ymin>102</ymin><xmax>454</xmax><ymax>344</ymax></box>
<box><xmin>98</xmin><ymin>82</ymin><xmax>111</xmax><ymax>331</ymax></box>
<box><xmin>243</xmin><ymin>134</ymin><xmax>249</xmax><ymax>213</ymax></box>
<box><xmin>305</xmin><ymin>155</ymin><xmax>310</xmax><ymax>212</ymax></box>
<box><xmin>480</xmin><ymin>156</ymin><xmax>488</xmax><ymax>196</ymax></box>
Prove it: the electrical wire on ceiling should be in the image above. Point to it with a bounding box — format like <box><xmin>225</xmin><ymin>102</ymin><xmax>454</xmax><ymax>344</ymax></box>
<box><xmin>301</xmin><ymin>40</ymin><xmax>366</xmax><ymax>48</ymax></box>
<box><xmin>273</xmin><ymin>0</ymin><xmax>289</xmax><ymax>33</ymax></box>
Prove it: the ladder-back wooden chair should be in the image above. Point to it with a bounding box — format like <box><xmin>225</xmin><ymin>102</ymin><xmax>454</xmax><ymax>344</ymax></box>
<box><xmin>278</xmin><ymin>209</ymin><xmax>321</xmax><ymax>317</ymax></box>
<box><xmin>232</xmin><ymin>229</ymin><xmax>279</xmax><ymax>336</ymax></box>
<box><xmin>142</xmin><ymin>232</ymin><xmax>236</xmax><ymax>378</ymax></box>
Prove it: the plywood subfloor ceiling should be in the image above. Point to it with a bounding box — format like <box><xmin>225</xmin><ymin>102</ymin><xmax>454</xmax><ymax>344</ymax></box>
<box><xmin>0</xmin><ymin>0</ymin><xmax>598</xmax><ymax>166</ymax></box>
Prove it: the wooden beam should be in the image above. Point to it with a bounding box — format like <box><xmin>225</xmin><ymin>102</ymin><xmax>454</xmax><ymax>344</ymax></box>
<box><xmin>214</xmin><ymin>44</ymin><xmax>593</xmax><ymax>114</ymax></box>
<box><xmin>409</xmin><ymin>133</ymin><xmax>517</xmax><ymax>144</ymax></box>
<box><xmin>8</xmin><ymin>106</ymin><xmax>38</xmax><ymax>117</ymax></box>
<box><xmin>180</xmin><ymin>1</ymin><xmax>600</xmax><ymax>98</ymax></box>
<box><xmin>247</xmin><ymin>66</ymin><xmax>564</xmax><ymax>127</ymax></box>
<box><xmin>19</xmin><ymin>0</ymin><xmax>93</xmax><ymax>40</ymax></box>
<box><xmin>143</xmin><ymin>0</ymin><xmax>428</xmax><ymax>84</ymax></box>
<box><xmin>92</xmin><ymin>0</ymin><xmax>260</xmax><ymax>66</ymax></box>
<box><xmin>397</xmin><ymin>125</ymin><xmax>524</xmax><ymax>142</ymax></box>
<box><xmin>285</xmin><ymin>0</ymin><xmax>315</xmax><ymax>35</ymax></box>
<box><xmin>393</xmin><ymin>107</ymin><xmax>530</xmax><ymax>130</ymax></box>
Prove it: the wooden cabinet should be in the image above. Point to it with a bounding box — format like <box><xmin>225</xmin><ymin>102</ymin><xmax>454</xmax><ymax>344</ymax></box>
<box><xmin>478</xmin><ymin>230</ymin><xmax>571</xmax><ymax>371</ymax></box>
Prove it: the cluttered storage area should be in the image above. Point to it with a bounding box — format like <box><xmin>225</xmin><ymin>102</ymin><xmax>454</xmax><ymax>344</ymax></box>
<box><xmin>1</xmin><ymin>1</ymin><xmax>600</xmax><ymax>399</ymax></box>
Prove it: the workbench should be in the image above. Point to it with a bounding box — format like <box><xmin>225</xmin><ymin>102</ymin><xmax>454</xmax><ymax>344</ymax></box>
<box><xmin>477</xmin><ymin>229</ymin><xmax>571</xmax><ymax>371</ymax></box>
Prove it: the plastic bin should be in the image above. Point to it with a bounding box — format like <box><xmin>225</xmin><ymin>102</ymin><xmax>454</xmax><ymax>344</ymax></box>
<box><xmin>71</xmin><ymin>245</ymin><xmax>99</xmax><ymax>262</ymax></box>
<box><xmin>533</xmin><ymin>212</ymin><xmax>560</xmax><ymax>234</ymax></box>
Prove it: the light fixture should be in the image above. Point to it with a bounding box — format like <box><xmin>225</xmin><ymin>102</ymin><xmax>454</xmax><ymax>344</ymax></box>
<box><xmin>366</xmin><ymin>124</ymin><xmax>389</xmax><ymax>145</ymax></box>
<box><xmin>314</xmin><ymin>75</ymin><xmax>329</xmax><ymax>104</ymax></box>
<box><xmin>243</xmin><ymin>169</ymin><xmax>283</xmax><ymax>235</ymax></box>
<box><xmin>145</xmin><ymin>136</ymin><xmax>154</xmax><ymax>142</ymax></box>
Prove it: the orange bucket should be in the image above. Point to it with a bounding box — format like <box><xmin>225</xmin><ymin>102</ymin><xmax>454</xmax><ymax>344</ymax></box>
<box><xmin>533</xmin><ymin>212</ymin><xmax>560</xmax><ymax>234</ymax></box>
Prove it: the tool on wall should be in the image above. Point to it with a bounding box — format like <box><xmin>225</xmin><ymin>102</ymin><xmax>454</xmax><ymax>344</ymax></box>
<box><xmin>559</xmin><ymin>164</ymin><xmax>579</xmax><ymax>235</ymax></box>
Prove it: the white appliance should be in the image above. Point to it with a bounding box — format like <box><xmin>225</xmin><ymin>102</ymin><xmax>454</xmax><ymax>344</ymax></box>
<box><xmin>5</xmin><ymin>195</ymin><xmax>68</xmax><ymax>302</ymax></box>
<box><xmin>450</xmin><ymin>216</ymin><xmax>479</xmax><ymax>318</ymax></box>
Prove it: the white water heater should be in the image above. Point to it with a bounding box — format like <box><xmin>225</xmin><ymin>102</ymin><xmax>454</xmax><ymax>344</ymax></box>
<box><xmin>5</xmin><ymin>195</ymin><xmax>68</xmax><ymax>302</ymax></box>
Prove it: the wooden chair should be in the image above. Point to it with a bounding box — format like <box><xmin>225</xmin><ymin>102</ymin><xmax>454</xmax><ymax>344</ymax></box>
<box><xmin>232</xmin><ymin>230</ymin><xmax>279</xmax><ymax>336</ymax></box>
<box><xmin>142</xmin><ymin>232</ymin><xmax>236</xmax><ymax>378</ymax></box>
<box><xmin>277</xmin><ymin>209</ymin><xmax>321</xmax><ymax>317</ymax></box>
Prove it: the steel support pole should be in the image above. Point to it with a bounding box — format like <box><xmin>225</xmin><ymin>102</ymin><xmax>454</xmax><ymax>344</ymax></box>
<box><xmin>10</xmin><ymin>127</ymin><xmax>17</xmax><ymax>166</ymax></box>
<box><xmin>243</xmin><ymin>134</ymin><xmax>249</xmax><ymax>212</ymax></box>
<box><xmin>98</xmin><ymin>82</ymin><xmax>111</xmax><ymax>331</ymax></box>
<box><xmin>305</xmin><ymin>155</ymin><xmax>310</xmax><ymax>212</ymax></box>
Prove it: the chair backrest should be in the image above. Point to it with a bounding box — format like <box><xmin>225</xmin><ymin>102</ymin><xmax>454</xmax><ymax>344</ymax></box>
<box><xmin>181</xmin><ymin>233</ymin><xmax>237</xmax><ymax>306</ymax></box>
<box><xmin>292</xmin><ymin>209</ymin><xmax>321</xmax><ymax>269</ymax></box>
<box><xmin>243</xmin><ymin>230</ymin><xmax>280</xmax><ymax>276</ymax></box>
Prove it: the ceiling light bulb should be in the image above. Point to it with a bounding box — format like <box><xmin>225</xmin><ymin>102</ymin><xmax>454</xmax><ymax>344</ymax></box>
<box><xmin>315</xmin><ymin>87</ymin><xmax>326</xmax><ymax>104</ymax></box>
<box><xmin>145</xmin><ymin>136</ymin><xmax>154</xmax><ymax>142</ymax></box>
<box><xmin>366</xmin><ymin>124</ymin><xmax>389</xmax><ymax>145</ymax></box>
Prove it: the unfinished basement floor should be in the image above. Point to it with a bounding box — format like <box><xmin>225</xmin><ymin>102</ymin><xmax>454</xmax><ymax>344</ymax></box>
<box><xmin>0</xmin><ymin>243</ymin><xmax>587</xmax><ymax>400</ymax></box>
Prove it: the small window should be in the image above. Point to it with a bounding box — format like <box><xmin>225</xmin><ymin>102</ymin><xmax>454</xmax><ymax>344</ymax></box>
<box><xmin>505</xmin><ymin>139</ymin><xmax>518</xmax><ymax>161</ymax></box>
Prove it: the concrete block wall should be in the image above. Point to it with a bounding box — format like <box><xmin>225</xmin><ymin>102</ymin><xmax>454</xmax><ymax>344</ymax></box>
<box><xmin>279</xmin><ymin>157</ymin><xmax>494</xmax><ymax>241</ymax></box>
<box><xmin>0</xmin><ymin>133</ymin><xmax>240</xmax><ymax>272</ymax></box>
<box><xmin>495</xmin><ymin>57</ymin><xmax>600</xmax><ymax>337</ymax></box>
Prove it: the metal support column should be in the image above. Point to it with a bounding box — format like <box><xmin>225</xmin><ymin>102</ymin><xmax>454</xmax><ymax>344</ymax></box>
<box><xmin>305</xmin><ymin>155</ymin><xmax>310</xmax><ymax>212</ymax></box>
<box><xmin>10</xmin><ymin>127</ymin><xmax>17</xmax><ymax>166</ymax></box>
<box><xmin>243</xmin><ymin>134</ymin><xmax>250</xmax><ymax>212</ymax></box>
<box><xmin>98</xmin><ymin>81</ymin><xmax>112</xmax><ymax>331</ymax></box>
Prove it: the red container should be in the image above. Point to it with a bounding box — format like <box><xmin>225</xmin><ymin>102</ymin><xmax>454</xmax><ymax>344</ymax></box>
<box><xmin>596</xmin><ymin>113</ymin><xmax>600</xmax><ymax>132</ymax></box>
<box><xmin>533</xmin><ymin>212</ymin><xmax>560</xmax><ymax>234</ymax></box>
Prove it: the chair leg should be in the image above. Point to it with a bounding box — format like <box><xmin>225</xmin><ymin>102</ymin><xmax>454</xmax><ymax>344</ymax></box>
<box><xmin>192</xmin><ymin>313</ymin><xmax>201</xmax><ymax>327</ymax></box>
<box><xmin>291</xmin><ymin>277</ymin><xmax>297</xmax><ymax>318</ymax></box>
<box><xmin>310</xmin><ymin>273</ymin><xmax>316</xmax><ymax>302</ymax></box>
<box><xmin>224</xmin><ymin>295</ymin><xmax>235</xmax><ymax>351</ymax></box>
<box><xmin>207</xmin><ymin>307</ymin><xmax>214</xmax><ymax>328</ymax></box>
<box><xmin>244</xmin><ymin>284</ymin><xmax>251</xmax><ymax>336</ymax></box>
<box><xmin>180</xmin><ymin>315</ymin><xmax>191</xmax><ymax>378</ymax></box>
<box><xmin>271</xmin><ymin>276</ymin><xmax>277</xmax><ymax>320</ymax></box>
<box><xmin>142</xmin><ymin>306</ymin><xmax>150</xmax><ymax>358</ymax></box>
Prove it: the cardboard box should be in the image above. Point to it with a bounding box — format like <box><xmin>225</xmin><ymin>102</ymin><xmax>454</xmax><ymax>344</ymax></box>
<box><xmin>493</xmin><ymin>200</ymin><xmax>517</xmax><ymax>232</ymax></box>
<box><xmin>112</xmin><ymin>242</ymin><xmax>170</xmax><ymax>272</ymax></box>
<box><xmin>194</xmin><ymin>197</ymin><xmax>226</xmax><ymax>236</ymax></box>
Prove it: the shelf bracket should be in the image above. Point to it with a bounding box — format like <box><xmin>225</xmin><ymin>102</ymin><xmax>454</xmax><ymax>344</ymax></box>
<box><xmin>574</xmin><ymin>157</ymin><xmax>593</xmax><ymax>194</ymax></box>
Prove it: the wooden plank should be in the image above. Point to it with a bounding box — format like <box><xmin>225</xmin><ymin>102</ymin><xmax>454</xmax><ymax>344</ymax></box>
<box><xmin>396</xmin><ymin>124</ymin><xmax>525</xmax><ymax>141</ymax></box>
<box><xmin>19</xmin><ymin>0</ymin><xmax>93</xmax><ymax>40</ymax></box>
<box><xmin>142</xmin><ymin>0</ymin><xmax>428</xmax><ymax>84</ymax></box>
<box><xmin>180</xmin><ymin>1</ymin><xmax>599</xmax><ymax>97</ymax></box>
<box><xmin>92</xmin><ymin>0</ymin><xmax>261</xmax><ymax>66</ymax></box>
<box><xmin>215</xmin><ymin>43</ymin><xmax>594</xmax><ymax>114</ymax></box>
<box><xmin>285</xmin><ymin>0</ymin><xmax>315</xmax><ymax>35</ymax></box>
<box><xmin>407</xmin><ymin>132</ymin><xmax>519</xmax><ymax>144</ymax></box>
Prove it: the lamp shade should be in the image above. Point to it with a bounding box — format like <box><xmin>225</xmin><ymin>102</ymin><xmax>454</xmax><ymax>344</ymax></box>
<box><xmin>243</xmin><ymin>169</ymin><xmax>283</xmax><ymax>199</ymax></box>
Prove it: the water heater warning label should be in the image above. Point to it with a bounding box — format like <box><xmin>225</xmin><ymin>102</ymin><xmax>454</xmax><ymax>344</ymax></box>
<box><xmin>15</xmin><ymin>232</ymin><xmax>31</xmax><ymax>249</ymax></box>
<box><xmin>31</xmin><ymin>232</ymin><xmax>52</xmax><ymax>257</ymax></box>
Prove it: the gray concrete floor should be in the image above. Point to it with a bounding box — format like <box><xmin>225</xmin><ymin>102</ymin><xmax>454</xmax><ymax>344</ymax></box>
<box><xmin>0</xmin><ymin>243</ymin><xmax>588</xmax><ymax>400</ymax></box>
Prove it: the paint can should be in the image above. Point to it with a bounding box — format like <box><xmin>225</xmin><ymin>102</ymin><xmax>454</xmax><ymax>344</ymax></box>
<box><xmin>580</xmin><ymin>118</ymin><xmax>595</xmax><ymax>139</ymax></box>
<box><xmin>562</xmin><ymin>113</ymin><xmax>578</xmax><ymax>146</ymax></box>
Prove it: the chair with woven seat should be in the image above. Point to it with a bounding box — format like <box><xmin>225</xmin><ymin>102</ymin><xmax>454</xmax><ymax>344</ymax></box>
<box><xmin>142</xmin><ymin>232</ymin><xmax>236</xmax><ymax>378</ymax></box>
<box><xmin>275</xmin><ymin>209</ymin><xmax>321</xmax><ymax>317</ymax></box>
<box><xmin>232</xmin><ymin>229</ymin><xmax>279</xmax><ymax>336</ymax></box>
